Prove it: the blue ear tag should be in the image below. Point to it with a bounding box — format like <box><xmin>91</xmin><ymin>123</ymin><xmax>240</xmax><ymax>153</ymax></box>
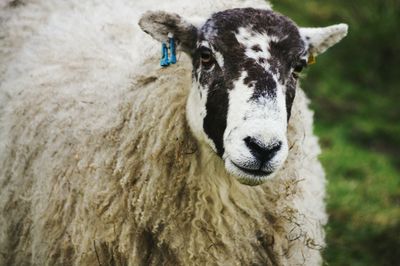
<box><xmin>168</xmin><ymin>33</ymin><xmax>177</xmax><ymax>64</ymax></box>
<box><xmin>160</xmin><ymin>33</ymin><xmax>177</xmax><ymax>67</ymax></box>
<box><xmin>160</xmin><ymin>42</ymin><xmax>170</xmax><ymax>67</ymax></box>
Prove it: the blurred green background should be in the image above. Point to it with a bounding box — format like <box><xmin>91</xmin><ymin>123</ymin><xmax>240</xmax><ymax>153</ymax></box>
<box><xmin>271</xmin><ymin>0</ymin><xmax>400</xmax><ymax>265</ymax></box>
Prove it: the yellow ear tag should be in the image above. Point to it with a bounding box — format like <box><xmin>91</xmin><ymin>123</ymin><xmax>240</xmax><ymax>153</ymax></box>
<box><xmin>308</xmin><ymin>54</ymin><xmax>316</xmax><ymax>65</ymax></box>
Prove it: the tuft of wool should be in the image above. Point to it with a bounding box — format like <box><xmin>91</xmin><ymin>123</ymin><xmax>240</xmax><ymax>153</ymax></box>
<box><xmin>0</xmin><ymin>0</ymin><xmax>326</xmax><ymax>265</ymax></box>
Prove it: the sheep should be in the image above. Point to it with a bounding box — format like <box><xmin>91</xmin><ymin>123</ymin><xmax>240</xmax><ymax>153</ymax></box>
<box><xmin>0</xmin><ymin>0</ymin><xmax>348</xmax><ymax>265</ymax></box>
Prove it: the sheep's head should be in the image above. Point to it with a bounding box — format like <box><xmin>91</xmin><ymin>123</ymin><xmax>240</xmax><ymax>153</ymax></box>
<box><xmin>139</xmin><ymin>8</ymin><xmax>347</xmax><ymax>186</ymax></box>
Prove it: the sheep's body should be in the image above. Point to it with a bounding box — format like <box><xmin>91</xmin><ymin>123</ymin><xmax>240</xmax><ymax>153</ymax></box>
<box><xmin>0</xmin><ymin>0</ymin><xmax>326</xmax><ymax>265</ymax></box>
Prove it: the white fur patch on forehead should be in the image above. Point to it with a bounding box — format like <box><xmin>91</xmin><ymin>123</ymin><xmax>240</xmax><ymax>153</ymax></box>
<box><xmin>235</xmin><ymin>27</ymin><xmax>279</xmax><ymax>68</ymax></box>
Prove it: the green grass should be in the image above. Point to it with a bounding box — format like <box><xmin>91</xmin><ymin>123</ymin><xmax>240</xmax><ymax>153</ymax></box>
<box><xmin>270</xmin><ymin>0</ymin><xmax>400</xmax><ymax>265</ymax></box>
<box><xmin>319</xmin><ymin>124</ymin><xmax>400</xmax><ymax>265</ymax></box>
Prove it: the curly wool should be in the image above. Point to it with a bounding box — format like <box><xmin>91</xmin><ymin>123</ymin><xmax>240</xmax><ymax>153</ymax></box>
<box><xmin>0</xmin><ymin>0</ymin><xmax>326</xmax><ymax>265</ymax></box>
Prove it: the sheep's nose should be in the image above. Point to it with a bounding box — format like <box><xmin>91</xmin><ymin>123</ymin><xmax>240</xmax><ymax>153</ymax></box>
<box><xmin>244</xmin><ymin>137</ymin><xmax>282</xmax><ymax>163</ymax></box>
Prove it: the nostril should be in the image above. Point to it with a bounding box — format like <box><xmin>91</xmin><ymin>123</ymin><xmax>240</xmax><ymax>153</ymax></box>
<box><xmin>244</xmin><ymin>137</ymin><xmax>282</xmax><ymax>163</ymax></box>
<box><xmin>244</xmin><ymin>137</ymin><xmax>265</xmax><ymax>156</ymax></box>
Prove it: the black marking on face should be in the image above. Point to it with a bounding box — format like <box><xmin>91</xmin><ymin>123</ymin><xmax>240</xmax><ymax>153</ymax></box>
<box><xmin>243</xmin><ymin>59</ymin><xmax>277</xmax><ymax>100</ymax></box>
<box><xmin>203</xmin><ymin>76</ymin><xmax>229</xmax><ymax>156</ymax></box>
<box><xmin>191</xmin><ymin>8</ymin><xmax>306</xmax><ymax>156</ymax></box>
<box><xmin>258</xmin><ymin>58</ymin><xmax>266</xmax><ymax>64</ymax></box>
<box><xmin>268</xmin><ymin>36</ymin><xmax>304</xmax><ymax>82</ymax></box>
<box><xmin>294</xmin><ymin>59</ymin><xmax>307</xmax><ymax>73</ymax></box>
<box><xmin>285</xmin><ymin>76</ymin><xmax>297</xmax><ymax>120</ymax></box>
<box><xmin>251</xmin><ymin>44</ymin><xmax>262</xmax><ymax>52</ymax></box>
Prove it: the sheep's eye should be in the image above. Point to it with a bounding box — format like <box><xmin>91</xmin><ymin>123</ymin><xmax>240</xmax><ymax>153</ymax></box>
<box><xmin>200</xmin><ymin>48</ymin><xmax>214</xmax><ymax>68</ymax></box>
<box><xmin>201</xmin><ymin>50</ymin><xmax>212</xmax><ymax>62</ymax></box>
<box><xmin>292</xmin><ymin>59</ymin><xmax>307</xmax><ymax>78</ymax></box>
<box><xmin>294</xmin><ymin>64</ymin><xmax>304</xmax><ymax>73</ymax></box>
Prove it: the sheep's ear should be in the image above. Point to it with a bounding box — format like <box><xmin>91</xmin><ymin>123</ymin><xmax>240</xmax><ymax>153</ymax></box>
<box><xmin>300</xmin><ymin>23</ymin><xmax>348</xmax><ymax>57</ymax></box>
<box><xmin>139</xmin><ymin>11</ymin><xmax>198</xmax><ymax>53</ymax></box>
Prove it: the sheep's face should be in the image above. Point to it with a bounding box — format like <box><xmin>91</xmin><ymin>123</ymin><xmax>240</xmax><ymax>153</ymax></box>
<box><xmin>139</xmin><ymin>8</ymin><xmax>347</xmax><ymax>185</ymax></box>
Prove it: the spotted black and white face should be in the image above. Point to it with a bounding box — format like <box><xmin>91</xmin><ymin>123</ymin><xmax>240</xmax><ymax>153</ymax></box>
<box><xmin>139</xmin><ymin>8</ymin><xmax>347</xmax><ymax>185</ymax></box>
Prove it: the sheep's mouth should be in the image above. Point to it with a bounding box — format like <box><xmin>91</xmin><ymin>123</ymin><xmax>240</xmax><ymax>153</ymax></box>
<box><xmin>224</xmin><ymin>158</ymin><xmax>278</xmax><ymax>186</ymax></box>
<box><xmin>232</xmin><ymin>162</ymin><xmax>273</xmax><ymax>177</ymax></box>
